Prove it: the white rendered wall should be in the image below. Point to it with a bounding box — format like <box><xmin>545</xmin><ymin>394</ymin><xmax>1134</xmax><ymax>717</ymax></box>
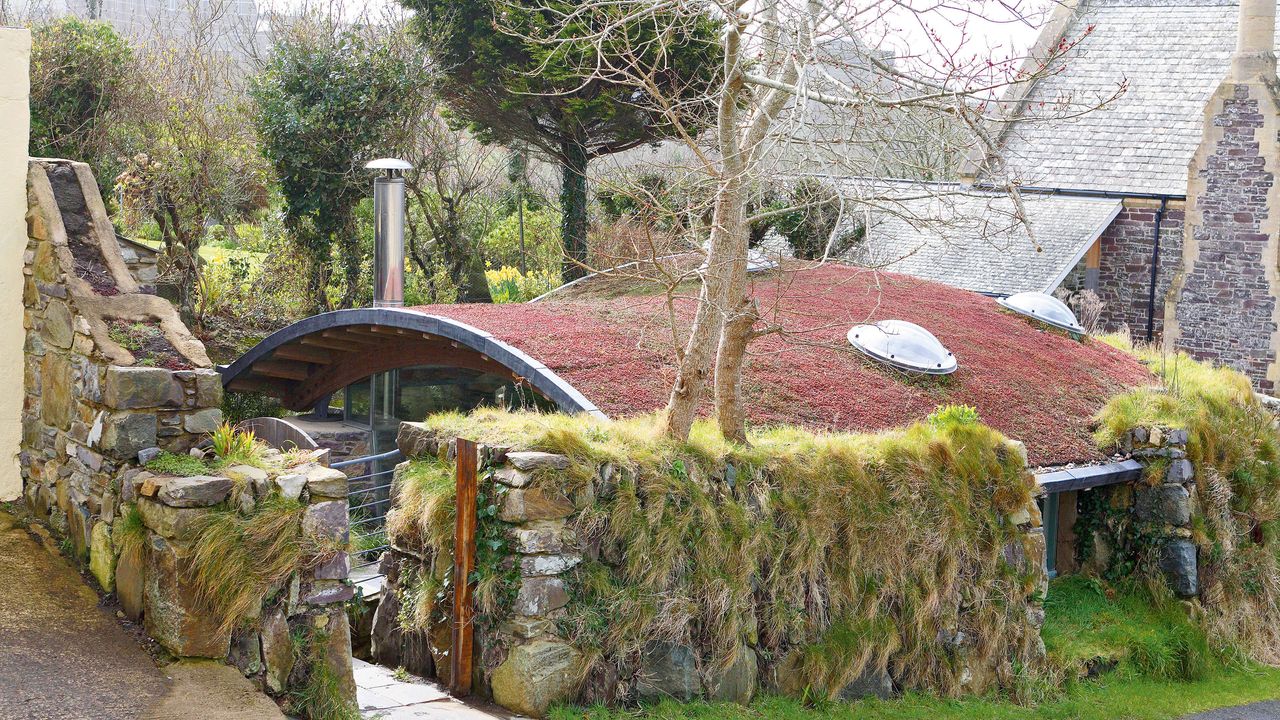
<box><xmin>0</xmin><ymin>29</ymin><xmax>30</xmax><ymax>500</ymax></box>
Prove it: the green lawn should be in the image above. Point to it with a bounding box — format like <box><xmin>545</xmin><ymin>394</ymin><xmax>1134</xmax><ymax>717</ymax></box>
<box><xmin>549</xmin><ymin>577</ymin><xmax>1280</xmax><ymax>720</ymax></box>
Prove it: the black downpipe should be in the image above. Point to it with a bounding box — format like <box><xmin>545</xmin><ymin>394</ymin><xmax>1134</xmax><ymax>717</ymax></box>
<box><xmin>1146</xmin><ymin>197</ymin><xmax>1169</xmax><ymax>342</ymax></box>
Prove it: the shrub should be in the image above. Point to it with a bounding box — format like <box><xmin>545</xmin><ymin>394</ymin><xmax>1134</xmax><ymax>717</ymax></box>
<box><xmin>927</xmin><ymin>404</ymin><xmax>980</xmax><ymax>430</ymax></box>
<box><xmin>393</xmin><ymin>409</ymin><xmax>1040</xmax><ymax>699</ymax></box>
<box><xmin>485</xmin><ymin>266</ymin><xmax>560</xmax><ymax>303</ymax></box>
<box><xmin>222</xmin><ymin>391</ymin><xmax>285</xmax><ymax>426</ymax></box>
<box><xmin>481</xmin><ymin>204</ymin><xmax>563</xmax><ymax>278</ymax></box>
<box><xmin>29</xmin><ymin>17</ymin><xmax>133</xmax><ymax>188</ymax></box>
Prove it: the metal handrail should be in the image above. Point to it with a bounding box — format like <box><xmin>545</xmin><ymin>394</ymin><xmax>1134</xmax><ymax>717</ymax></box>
<box><xmin>333</xmin><ymin>448</ymin><xmax>403</xmax><ymax>470</ymax></box>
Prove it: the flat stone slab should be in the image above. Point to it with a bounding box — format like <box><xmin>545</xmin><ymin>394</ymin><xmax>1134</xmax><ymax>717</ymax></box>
<box><xmin>353</xmin><ymin>659</ymin><xmax>513</xmax><ymax>720</ymax></box>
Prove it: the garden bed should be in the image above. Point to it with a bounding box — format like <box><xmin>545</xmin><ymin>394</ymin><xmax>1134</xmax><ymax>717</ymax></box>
<box><xmin>108</xmin><ymin>319</ymin><xmax>193</xmax><ymax>370</ymax></box>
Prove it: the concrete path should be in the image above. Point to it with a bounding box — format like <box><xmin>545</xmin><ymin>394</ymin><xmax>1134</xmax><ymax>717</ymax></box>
<box><xmin>0</xmin><ymin>510</ymin><xmax>284</xmax><ymax>720</ymax></box>
<box><xmin>355</xmin><ymin>659</ymin><xmax>518</xmax><ymax>719</ymax></box>
<box><xmin>1180</xmin><ymin>702</ymin><xmax>1280</xmax><ymax>720</ymax></box>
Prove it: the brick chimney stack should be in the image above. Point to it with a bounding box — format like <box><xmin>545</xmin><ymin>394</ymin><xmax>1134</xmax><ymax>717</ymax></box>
<box><xmin>1164</xmin><ymin>0</ymin><xmax>1280</xmax><ymax>392</ymax></box>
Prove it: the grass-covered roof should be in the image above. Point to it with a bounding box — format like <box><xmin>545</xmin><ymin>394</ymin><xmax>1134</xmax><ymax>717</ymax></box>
<box><xmin>409</xmin><ymin>262</ymin><xmax>1151</xmax><ymax>467</ymax></box>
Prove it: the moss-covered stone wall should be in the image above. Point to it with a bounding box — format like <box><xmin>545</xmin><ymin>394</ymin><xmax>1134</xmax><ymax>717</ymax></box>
<box><xmin>374</xmin><ymin>411</ymin><xmax>1049</xmax><ymax>717</ymax></box>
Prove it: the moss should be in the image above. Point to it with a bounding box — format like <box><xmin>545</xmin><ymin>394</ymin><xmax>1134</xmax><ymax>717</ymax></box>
<box><xmin>144</xmin><ymin>452</ymin><xmax>209</xmax><ymax>477</ymax></box>
<box><xmin>1094</xmin><ymin>347</ymin><xmax>1280</xmax><ymax>662</ymax></box>
<box><xmin>400</xmin><ymin>409</ymin><xmax>1038</xmax><ymax>699</ymax></box>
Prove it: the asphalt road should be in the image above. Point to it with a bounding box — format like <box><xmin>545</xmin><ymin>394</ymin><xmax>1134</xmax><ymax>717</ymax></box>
<box><xmin>1181</xmin><ymin>702</ymin><xmax>1280</xmax><ymax>720</ymax></box>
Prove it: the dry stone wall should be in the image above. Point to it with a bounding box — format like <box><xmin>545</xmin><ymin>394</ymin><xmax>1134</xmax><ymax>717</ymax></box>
<box><xmin>20</xmin><ymin>158</ymin><xmax>357</xmax><ymax>712</ymax></box>
<box><xmin>1075</xmin><ymin>426</ymin><xmax>1199</xmax><ymax>598</ymax></box>
<box><xmin>375</xmin><ymin>421</ymin><xmax>1049</xmax><ymax>718</ymax></box>
<box><xmin>22</xmin><ymin>158</ymin><xmax>221</xmax><ymax>558</ymax></box>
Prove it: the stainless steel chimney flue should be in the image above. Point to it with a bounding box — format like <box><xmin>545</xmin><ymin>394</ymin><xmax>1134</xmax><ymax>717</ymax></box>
<box><xmin>366</xmin><ymin>158</ymin><xmax>413</xmax><ymax>308</ymax></box>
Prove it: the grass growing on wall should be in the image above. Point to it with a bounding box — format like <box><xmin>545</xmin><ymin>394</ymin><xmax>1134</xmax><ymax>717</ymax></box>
<box><xmin>546</xmin><ymin>578</ymin><xmax>1279</xmax><ymax>720</ymax></box>
<box><xmin>286</xmin><ymin>626</ymin><xmax>360</xmax><ymax>720</ymax></box>
<box><xmin>1093</xmin><ymin>340</ymin><xmax>1280</xmax><ymax>663</ymax></box>
<box><xmin>186</xmin><ymin>496</ymin><xmax>329</xmax><ymax>634</ymax></box>
<box><xmin>391</xmin><ymin>408</ymin><xmax>1041</xmax><ymax>700</ymax></box>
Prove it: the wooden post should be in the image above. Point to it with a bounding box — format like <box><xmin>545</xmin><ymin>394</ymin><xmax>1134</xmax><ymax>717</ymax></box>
<box><xmin>450</xmin><ymin>437</ymin><xmax>478</xmax><ymax>696</ymax></box>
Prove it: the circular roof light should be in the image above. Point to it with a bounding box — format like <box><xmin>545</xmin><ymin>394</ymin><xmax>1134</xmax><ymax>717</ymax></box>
<box><xmin>697</xmin><ymin>248</ymin><xmax>780</xmax><ymax>274</ymax></box>
<box><xmin>847</xmin><ymin>320</ymin><xmax>957</xmax><ymax>375</ymax></box>
<box><xmin>997</xmin><ymin>292</ymin><xmax>1084</xmax><ymax>335</ymax></box>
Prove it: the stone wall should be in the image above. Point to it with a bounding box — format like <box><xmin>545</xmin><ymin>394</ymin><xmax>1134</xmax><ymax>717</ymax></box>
<box><xmin>1094</xmin><ymin>202</ymin><xmax>1185</xmax><ymax>339</ymax></box>
<box><xmin>22</xmin><ymin>158</ymin><xmax>222</xmax><ymax>557</ymax></box>
<box><xmin>116</xmin><ymin>234</ymin><xmax>161</xmax><ymax>290</ymax></box>
<box><xmin>20</xmin><ymin>158</ymin><xmax>357</xmax><ymax>713</ymax></box>
<box><xmin>1165</xmin><ymin>74</ymin><xmax>1280</xmax><ymax>393</ymax></box>
<box><xmin>119</xmin><ymin>454</ymin><xmax>355</xmax><ymax>703</ymax></box>
<box><xmin>1075</xmin><ymin>426</ymin><xmax>1198</xmax><ymax>599</ymax></box>
<box><xmin>374</xmin><ymin>421</ymin><xmax>1048</xmax><ymax>718</ymax></box>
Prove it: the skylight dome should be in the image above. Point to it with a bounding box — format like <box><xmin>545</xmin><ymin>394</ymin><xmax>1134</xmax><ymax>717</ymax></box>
<box><xmin>698</xmin><ymin>248</ymin><xmax>780</xmax><ymax>274</ymax></box>
<box><xmin>847</xmin><ymin>320</ymin><xmax>957</xmax><ymax>375</ymax></box>
<box><xmin>997</xmin><ymin>292</ymin><xmax>1084</xmax><ymax>335</ymax></box>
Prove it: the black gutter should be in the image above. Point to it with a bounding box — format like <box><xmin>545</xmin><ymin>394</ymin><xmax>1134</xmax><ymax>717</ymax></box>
<box><xmin>1146</xmin><ymin>197</ymin><xmax>1170</xmax><ymax>342</ymax></box>
<box><xmin>970</xmin><ymin>183</ymin><xmax>1186</xmax><ymax>202</ymax></box>
<box><xmin>1034</xmin><ymin>459</ymin><xmax>1143</xmax><ymax>494</ymax></box>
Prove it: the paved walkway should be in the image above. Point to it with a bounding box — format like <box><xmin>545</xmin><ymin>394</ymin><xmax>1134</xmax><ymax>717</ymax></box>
<box><xmin>355</xmin><ymin>659</ymin><xmax>518</xmax><ymax>719</ymax></box>
<box><xmin>1180</xmin><ymin>702</ymin><xmax>1280</xmax><ymax>720</ymax></box>
<box><xmin>0</xmin><ymin>510</ymin><xmax>283</xmax><ymax>720</ymax></box>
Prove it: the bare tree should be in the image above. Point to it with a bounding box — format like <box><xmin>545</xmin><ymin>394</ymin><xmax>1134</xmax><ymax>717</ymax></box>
<box><xmin>513</xmin><ymin>0</ymin><xmax>1113</xmax><ymax>441</ymax></box>
<box><xmin>115</xmin><ymin>0</ymin><xmax>267</xmax><ymax>323</ymax></box>
<box><xmin>398</xmin><ymin>105</ymin><xmax>506</xmax><ymax>304</ymax></box>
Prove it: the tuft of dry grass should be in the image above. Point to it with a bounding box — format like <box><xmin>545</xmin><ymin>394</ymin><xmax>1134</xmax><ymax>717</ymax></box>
<box><xmin>186</xmin><ymin>496</ymin><xmax>331</xmax><ymax>635</ymax></box>
<box><xmin>399</xmin><ymin>409</ymin><xmax>1040</xmax><ymax>700</ymax></box>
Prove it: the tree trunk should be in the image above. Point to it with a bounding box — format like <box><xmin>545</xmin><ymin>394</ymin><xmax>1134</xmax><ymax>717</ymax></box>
<box><xmin>663</xmin><ymin>172</ymin><xmax>745</xmax><ymax>440</ymax></box>
<box><xmin>559</xmin><ymin>139</ymin><xmax>590</xmax><ymax>281</ymax></box>
<box><xmin>307</xmin><ymin>240</ymin><xmax>331</xmax><ymax>315</ymax></box>
<box><xmin>715</xmin><ymin>296</ymin><xmax>758</xmax><ymax>443</ymax></box>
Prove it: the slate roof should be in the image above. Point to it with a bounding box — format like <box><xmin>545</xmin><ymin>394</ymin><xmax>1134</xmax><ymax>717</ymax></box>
<box><xmin>834</xmin><ymin>180</ymin><xmax>1122</xmax><ymax>296</ymax></box>
<box><xmin>987</xmin><ymin>0</ymin><xmax>1258</xmax><ymax>195</ymax></box>
<box><xmin>420</xmin><ymin>262</ymin><xmax>1154</xmax><ymax>466</ymax></box>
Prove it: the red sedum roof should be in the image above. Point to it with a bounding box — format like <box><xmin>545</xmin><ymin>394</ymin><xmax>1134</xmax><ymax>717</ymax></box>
<box><xmin>408</xmin><ymin>263</ymin><xmax>1151</xmax><ymax>467</ymax></box>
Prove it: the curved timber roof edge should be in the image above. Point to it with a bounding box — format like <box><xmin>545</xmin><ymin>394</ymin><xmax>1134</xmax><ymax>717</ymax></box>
<box><xmin>220</xmin><ymin>307</ymin><xmax>604</xmax><ymax>418</ymax></box>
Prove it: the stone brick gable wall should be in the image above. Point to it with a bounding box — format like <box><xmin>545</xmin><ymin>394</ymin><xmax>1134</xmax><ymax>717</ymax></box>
<box><xmin>20</xmin><ymin>158</ymin><xmax>357</xmax><ymax>710</ymax></box>
<box><xmin>1093</xmin><ymin>204</ymin><xmax>1185</xmax><ymax>338</ymax></box>
<box><xmin>1166</xmin><ymin>82</ymin><xmax>1280</xmax><ymax>393</ymax></box>
<box><xmin>21</xmin><ymin>158</ymin><xmax>223</xmax><ymax>552</ymax></box>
